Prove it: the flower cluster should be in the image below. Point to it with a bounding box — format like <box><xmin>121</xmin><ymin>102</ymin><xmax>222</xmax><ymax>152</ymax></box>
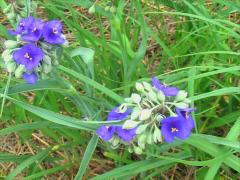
<box><xmin>96</xmin><ymin>77</ymin><xmax>195</xmax><ymax>154</ymax></box>
<box><xmin>1</xmin><ymin>16</ymin><xmax>66</xmax><ymax>84</ymax></box>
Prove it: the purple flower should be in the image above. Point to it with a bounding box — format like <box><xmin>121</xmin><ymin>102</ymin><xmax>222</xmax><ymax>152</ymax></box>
<box><xmin>9</xmin><ymin>16</ymin><xmax>34</xmax><ymax>35</ymax></box>
<box><xmin>43</xmin><ymin>20</ymin><xmax>65</xmax><ymax>44</ymax></box>
<box><xmin>96</xmin><ymin>106</ymin><xmax>136</xmax><ymax>142</ymax></box>
<box><xmin>21</xmin><ymin>19</ymin><xmax>44</xmax><ymax>42</ymax></box>
<box><xmin>176</xmin><ymin>108</ymin><xmax>195</xmax><ymax>130</ymax></box>
<box><xmin>22</xmin><ymin>72</ymin><xmax>38</xmax><ymax>84</ymax></box>
<box><xmin>96</xmin><ymin>126</ymin><xmax>116</xmax><ymax>141</ymax></box>
<box><xmin>13</xmin><ymin>43</ymin><xmax>44</xmax><ymax>70</ymax></box>
<box><xmin>161</xmin><ymin>116</ymin><xmax>192</xmax><ymax>143</ymax></box>
<box><xmin>152</xmin><ymin>77</ymin><xmax>179</xmax><ymax>96</ymax></box>
<box><xmin>107</xmin><ymin>107</ymin><xmax>131</xmax><ymax>121</ymax></box>
<box><xmin>117</xmin><ymin>127</ymin><xmax>137</xmax><ymax>142</ymax></box>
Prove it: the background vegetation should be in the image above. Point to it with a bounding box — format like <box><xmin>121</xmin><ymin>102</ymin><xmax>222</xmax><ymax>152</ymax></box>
<box><xmin>0</xmin><ymin>0</ymin><xmax>239</xmax><ymax>179</ymax></box>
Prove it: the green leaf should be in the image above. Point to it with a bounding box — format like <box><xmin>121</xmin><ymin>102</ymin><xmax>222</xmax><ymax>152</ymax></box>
<box><xmin>74</xmin><ymin>135</ymin><xmax>99</xmax><ymax>179</ymax></box>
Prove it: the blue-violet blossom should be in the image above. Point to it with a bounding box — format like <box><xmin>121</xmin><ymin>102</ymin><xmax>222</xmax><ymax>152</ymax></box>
<box><xmin>161</xmin><ymin>114</ymin><xmax>193</xmax><ymax>143</ymax></box>
<box><xmin>152</xmin><ymin>77</ymin><xmax>179</xmax><ymax>96</ymax></box>
<box><xmin>13</xmin><ymin>43</ymin><xmax>44</xmax><ymax>70</ymax></box>
<box><xmin>9</xmin><ymin>16</ymin><xmax>34</xmax><ymax>35</ymax></box>
<box><xmin>43</xmin><ymin>20</ymin><xmax>65</xmax><ymax>44</ymax></box>
<box><xmin>22</xmin><ymin>72</ymin><xmax>38</xmax><ymax>84</ymax></box>
<box><xmin>96</xmin><ymin>107</ymin><xmax>136</xmax><ymax>142</ymax></box>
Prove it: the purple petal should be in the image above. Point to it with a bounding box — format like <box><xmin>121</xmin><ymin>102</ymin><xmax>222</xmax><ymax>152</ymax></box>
<box><xmin>117</xmin><ymin>127</ymin><xmax>137</xmax><ymax>142</ymax></box>
<box><xmin>22</xmin><ymin>72</ymin><xmax>38</xmax><ymax>84</ymax></box>
<box><xmin>151</xmin><ymin>77</ymin><xmax>164</xmax><ymax>91</ymax></box>
<box><xmin>43</xmin><ymin>20</ymin><xmax>65</xmax><ymax>44</ymax></box>
<box><xmin>107</xmin><ymin>106</ymin><xmax>131</xmax><ymax>121</ymax></box>
<box><xmin>162</xmin><ymin>86</ymin><xmax>179</xmax><ymax>96</ymax></box>
<box><xmin>96</xmin><ymin>126</ymin><xmax>115</xmax><ymax>141</ymax></box>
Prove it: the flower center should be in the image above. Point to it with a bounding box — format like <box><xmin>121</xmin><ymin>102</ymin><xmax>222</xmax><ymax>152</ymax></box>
<box><xmin>171</xmin><ymin>127</ymin><xmax>179</xmax><ymax>133</ymax></box>
<box><xmin>32</xmin><ymin>27</ymin><xmax>37</xmax><ymax>32</ymax></box>
<box><xmin>24</xmin><ymin>53</ymin><xmax>33</xmax><ymax>61</ymax></box>
<box><xmin>52</xmin><ymin>26</ymin><xmax>58</xmax><ymax>34</ymax></box>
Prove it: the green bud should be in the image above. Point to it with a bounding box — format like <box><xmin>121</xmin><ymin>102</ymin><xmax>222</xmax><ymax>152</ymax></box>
<box><xmin>138</xmin><ymin>134</ymin><xmax>146</xmax><ymax>149</ymax></box>
<box><xmin>3</xmin><ymin>4</ymin><xmax>12</xmax><ymax>13</ymax></box>
<box><xmin>175</xmin><ymin>102</ymin><xmax>189</xmax><ymax>109</ymax></box>
<box><xmin>128</xmin><ymin>146</ymin><xmax>133</xmax><ymax>153</ymax></box>
<box><xmin>4</xmin><ymin>40</ymin><xmax>19</xmax><ymax>49</ymax></box>
<box><xmin>122</xmin><ymin>120</ymin><xmax>139</xmax><ymax>129</ymax></box>
<box><xmin>124</xmin><ymin>97</ymin><xmax>132</xmax><ymax>103</ymax></box>
<box><xmin>42</xmin><ymin>63</ymin><xmax>52</xmax><ymax>74</ymax></box>
<box><xmin>88</xmin><ymin>4</ymin><xmax>96</xmax><ymax>14</ymax></box>
<box><xmin>175</xmin><ymin>90</ymin><xmax>188</xmax><ymax>102</ymax></box>
<box><xmin>43</xmin><ymin>55</ymin><xmax>52</xmax><ymax>65</ymax></box>
<box><xmin>6</xmin><ymin>61</ymin><xmax>16</xmax><ymax>72</ymax></box>
<box><xmin>131</xmin><ymin>107</ymin><xmax>140</xmax><ymax>120</ymax></box>
<box><xmin>14</xmin><ymin>65</ymin><xmax>25</xmax><ymax>78</ymax></box>
<box><xmin>148</xmin><ymin>90</ymin><xmax>158</xmax><ymax>102</ymax></box>
<box><xmin>136</xmin><ymin>124</ymin><xmax>148</xmax><ymax>134</ymax></box>
<box><xmin>104</xmin><ymin>6</ymin><xmax>110</xmax><ymax>12</ymax></box>
<box><xmin>131</xmin><ymin>93</ymin><xmax>141</xmax><ymax>104</ymax></box>
<box><xmin>146</xmin><ymin>132</ymin><xmax>153</xmax><ymax>144</ymax></box>
<box><xmin>111</xmin><ymin>16</ymin><xmax>121</xmax><ymax>31</ymax></box>
<box><xmin>157</xmin><ymin>91</ymin><xmax>165</xmax><ymax>102</ymax></box>
<box><xmin>133</xmin><ymin>146</ymin><xmax>143</xmax><ymax>155</ymax></box>
<box><xmin>143</xmin><ymin>82</ymin><xmax>152</xmax><ymax>91</ymax></box>
<box><xmin>135</xmin><ymin>82</ymin><xmax>144</xmax><ymax>92</ymax></box>
<box><xmin>139</xmin><ymin>109</ymin><xmax>151</xmax><ymax>121</ymax></box>
<box><xmin>2</xmin><ymin>49</ymin><xmax>13</xmax><ymax>62</ymax></box>
<box><xmin>118</xmin><ymin>104</ymin><xmax>128</xmax><ymax>113</ymax></box>
<box><xmin>183</xmin><ymin>98</ymin><xmax>191</xmax><ymax>104</ymax></box>
<box><xmin>7</xmin><ymin>12</ymin><xmax>16</xmax><ymax>20</ymax></box>
<box><xmin>111</xmin><ymin>137</ymin><xmax>120</xmax><ymax>148</ymax></box>
<box><xmin>153</xmin><ymin>127</ymin><xmax>162</xmax><ymax>143</ymax></box>
<box><xmin>109</xmin><ymin>6</ymin><xmax>116</xmax><ymax>13</ymax></box>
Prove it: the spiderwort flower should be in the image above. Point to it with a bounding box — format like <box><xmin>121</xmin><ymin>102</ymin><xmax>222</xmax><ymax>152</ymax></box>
<box><xmin>161</xmin><ymin>115</ymin><xmax>192</xmax><ymax>143</ymax></box>
<box><xmin>21</xmin><ymin>19</ymin><xmax>44</xmax><ymax>42</ymax></box>
<box><xmin>176</xmin><ymin>108</ymin><xmax>195</xmax><ymax>130</ymax></box>
<box><xmin>152</xmin><ymin>77</ymin><xmax>179</xmax><ymax>96</ymax></box>
<box><xmin>13</xmin><ymin>43</ymin><xmax>44</xmax><ymax>70</ymax></box>
<box><xmin>96</xmin><ymin>106</ymin><xmax>136</xmax><ymax>142</ymax></box>
<box><xmin>22</xmin><ymin>72</ymin><xmax>38</xmax><ymax>84</ymax></box>
<box><xmin>8</xmin><ymin>16</ymin><xmax>34</xmax><ymax>35</ymax></box>
<box><xmin>43</xmin><ymin>20</ymin><xmax>65</xmax><ymax>44</ymax></box>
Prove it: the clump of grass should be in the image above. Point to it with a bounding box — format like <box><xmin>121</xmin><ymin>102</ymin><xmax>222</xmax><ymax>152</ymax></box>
<box><xmin>0</xmin><ymin>0</ymin><xmax>239</xmax><ymax>179</ymax></box>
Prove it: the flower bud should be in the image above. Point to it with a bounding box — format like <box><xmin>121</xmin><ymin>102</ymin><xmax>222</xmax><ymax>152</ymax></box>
<box><xmin>111</xmin><ymin>137</ymin><xmax>120</xmax><ymax>148</ymax></box>
<box><xmin>3</xmin><ymin>4</ymin><xmax>12</xmax><ymax>13</ymax></box>
<box><xmin>175</xmin><ymin>90</ymin><xmax>188</xmax><ymax>102</ymax></box>
<box><xmin>136</xmin><ymin>124</ymin><xmax>148</xmax><ymax>134</ymax></box>
<box><xmin>4</xmin><ymin>40</ymin><xmax>19</xmax><ymax>49</ymax></box>
<box><xmin>135</xmin><ymin>82</ymin><xmax>144</xmax><ymax>92</ymax></box>
<box><xmin>148</xmin><ymin>90</ymin><xmax>158</xmax><ymax>102</ymax></box>
<box><xmin>146</xmin><ymin>132</ymin><xmax>153</xmax><ymax>144</ymax></box>
<box><xmin>131</xmin><ymin>107</ymin><xmax>140</xmax><ymax>120</ymax></box>
<box><xmin>88</xmin><ymin>4</ymin><xmax>96</xmax><ymax>14</ymax></box>
<box><xmin>142</xmin><ymin>82</ymin><xmax>152</xmax><ymax>91</ymax></box>
<box><xmin>131</xmin><ymin>93</ymin><xmax>141</xmax><ymax>104</ymax></box>
<box><xmin>6</xmin><ymin>61</ymin><xmax>16</xmax><ymax>72</ymax></box>
<box><xmin>122</xmin><ymin>120</ymin><xmax>139</xmax><ymax>129</ymax></box>
<box><xmin>124</xmin><ymin>97</ymin><xmax>132</xmax><ymax>103</ymax></box>
<box><xmin>175</xmin><ymin>102</ymin><xmax>189</xmax><ymax>109</ymax></box>
<box><xmin>15</xmin><ymin>65</ymin><xmax>25</xmax><ymax>78</ymax></box>
<box><xmin>138</xmin><ymin>134</ymin><xmax>146</xmax><ymax>149</ymax></box>
<box><xmin>118</xmin><ymin>104</ymin><xmax>127</xmax><ymax>113</ymax></box>
<box><xmin>153</xmin><ymin>127</ymin><xmax>162</xmax><ymax>143</ymax></box>
<box><xmin>42</xmin><ymin>63</ymin><xmax>52</xmax><ymax>74</ymax></box>
<box><xmin>110</xmin><ymin>6</ymin><xmax>116</xmax><ymax>13</ymax></box>
<box><xmin>6</xmin><ymin>12</ymin><xmax>16</xmax><ymax>20</ymax></box>
<box><xmin>43</xmin><ymin>55</ymin><xmax>52</xmax><ymax>65</ymax></box>
<box><xmin>139</xmin><ymin>109</ymin><xmax>151</xmax><ymax>121</ymax></box>
<box><xmin>133</xmin><ymin>146</ymin><xmax>143</xmax><ymax>155</ymax></box>
<box><xmin>157</xmin><ymin>91</ymin><xmax>165</xmax><ymax>102</ymax></box>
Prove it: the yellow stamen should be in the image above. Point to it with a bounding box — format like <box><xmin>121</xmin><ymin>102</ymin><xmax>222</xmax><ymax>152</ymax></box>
<box><xmin>32</xmin><ymin>27</ymin><xmax>37</xmax><ymax>32</ymax></box>
<box><xmin>171</xmin><ymin>127</ymin><xmax>179</xmax><ymax>133</ymax></box>
<box><xmin>24</xmin><ymin>53</ymin><xmax>32</xmax><ymax>61</ymax></box>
